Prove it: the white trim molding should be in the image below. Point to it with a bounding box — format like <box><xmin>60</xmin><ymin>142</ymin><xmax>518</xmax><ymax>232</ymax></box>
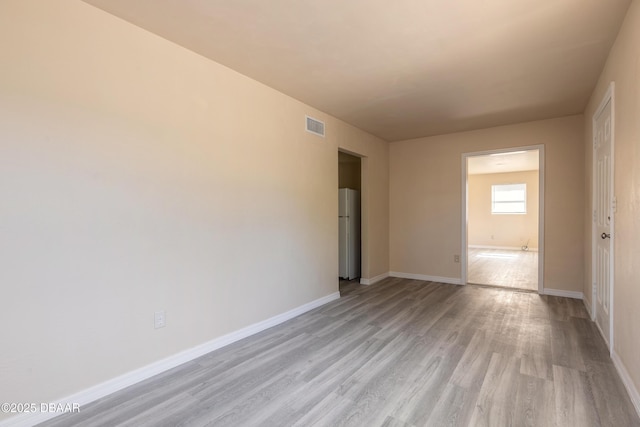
<box><xmin>542</xmin><ymin>288</ymin><xmax>584</xmax><ymax>300</ymax></box>
<box><xmin>0</xmin><ymin>292</ymin><xmax>340</xmax><ymax>427</ymax></box>
<box><xmin>389</xmin><ymin>271</ymin><xmax>461</xmax><ymax>285</ymax></box>
<box><xmin>360</xmin><ymin>272</ymin><xmax>389</xmax><ymax>285</ymax></box>
<box><xmin>612</xmin><ymin>351</ymin><xmax>640</xmax><ymax>418</ymax></box>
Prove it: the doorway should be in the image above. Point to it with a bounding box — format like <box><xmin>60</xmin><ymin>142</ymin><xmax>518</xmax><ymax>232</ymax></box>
<box><xmin>462</xmin><ymin>147</ymin><xmax>544</xmax><ymax>293</ymax></box>
<box><xmin>338</xmin><ymin>151</ymin><xmax>362</xmax><ymax>294</ymax></box>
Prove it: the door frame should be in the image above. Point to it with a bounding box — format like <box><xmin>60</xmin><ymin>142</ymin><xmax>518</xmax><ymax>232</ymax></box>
<box><xmin>461</xmin><ymin>145</ymin><xmax>545</xmax><ymax>294</ymax></box>
<box><xmin>591</xmin><ymin>82</ymin><xmax>615</xmax><ymax>354</ymax></box>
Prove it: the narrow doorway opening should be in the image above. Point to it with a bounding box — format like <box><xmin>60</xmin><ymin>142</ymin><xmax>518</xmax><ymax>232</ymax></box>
<box><xmin>463</xmin><ymin>148</ymin><xmax>543</xmax><ymax>292</ymax></box>
<box><xmin>338</xmin><ymin>151</ymin><xmax>361</xmax><ymax>294</ymax></box>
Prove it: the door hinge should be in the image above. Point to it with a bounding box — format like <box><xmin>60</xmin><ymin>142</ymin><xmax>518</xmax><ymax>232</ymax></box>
<box><xmin>612</xmin><ymin>196</ymin><xmax>617</xmax><ymax>213</ymax></box>
<box><xmin>593</xmin><ymin>209</ymin><xmax>597</xmax><ymax>222</ymax></box>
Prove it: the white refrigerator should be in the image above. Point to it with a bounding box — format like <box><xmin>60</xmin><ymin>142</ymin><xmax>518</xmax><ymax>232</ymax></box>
<box><xmin>339</xmin><ymin>188</ymin><xmax>360</xmax><ymax>280</ymax></box>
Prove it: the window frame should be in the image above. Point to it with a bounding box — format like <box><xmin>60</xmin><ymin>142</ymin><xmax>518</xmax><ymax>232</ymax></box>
<box><xmin>491</xmin><ymin>183</ymin><xmax>527</xmax><ymax>214</ymax></box>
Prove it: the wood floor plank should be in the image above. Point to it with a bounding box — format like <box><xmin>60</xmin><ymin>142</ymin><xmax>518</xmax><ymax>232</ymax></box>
<box><xmin>254</xmin><ymin>338</ymin><xmax>391</xmax><ymax>426</ymax></box>
<box><xmin>425</xmin><ymin>383</ymin><xmax>480</xmax><ymax>427</ymax></box>
<box><xmin>38</xmin><ymin>280</ymin><xmax>640</xmax><ymax>427</ymax></box>
<box><xmin>115</xmin><ymin>392</ymin><xmax>204</xmax><ymax>427</ymax></box>
<box><xmin>449</xmin><ymin>329</ymin><xmax>494</xmax><ymax>389</ymax></box>
<box><xmin>389</xmin><ymin>351</ymin><xmax>464</xmax><ymax>425</ymax></box>
<box><xmin>514</xmin><ymin>373</ymin><xmax>556</xmax><ymax>427</ymax></box>
<box><xmin>550</xmin><ymin>318</ymin><xmax>587</xmax><ymax>372</ymax></box>
<box><xmin>467</xmin><ymin>248</ymin><xmax>538</xmax><ymax>290</ymax></box>
<box><xmin>468</xmin><ymin>352</ymin><xmax>520</xmax><ymax>427</ymax></box>
<box><xmin>337</xmin><ymin>333</ymin><xmax>420</xmax><ymax>398</ymax></box>
<box><xmin>553</xmin><ymin>364</ymin><xmax>601</xmax><ymax>427</ymax></box>
<box><xmin>380</xmin><ymin>415</ymin><xmax>416</xmax><ymax>427</ymax></box>
<box><xmin>585</xmin><ymin>360</ymin><xmax>640</xmax><ymax>427</ymax></box>
<box><xmin>289</xmin><ymin>392</ymin><xmax>355</xmax><ymax>427</ymax></box>
<box><xmin>520</xmin><ymin>322</ymin><xmax>554</xmax><ymax>380</ymax></box>
<box><xmin>572</xmin><ymin>317</ymin><xmax>612</xmax><ymax>364</ymax></box>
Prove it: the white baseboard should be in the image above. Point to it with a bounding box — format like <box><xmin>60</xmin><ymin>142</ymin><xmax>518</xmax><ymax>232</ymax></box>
<box><xmin>542</xmin><ymin>288</ymin><xmax>584</xmax><ymax>299</ymax></box>
<box><xmin>389</xmin><ymin>271</ymin><xmax>461</xmax><ymax>285</ymax></box>
<box><xmin>360</xmin><ymin>272</ymin><xmax>389</xmax><ymax>285</ymax></box>
<box><xmin>468</xmin><ymin>244</ymin><xmax>539</xmax><ymax>252</ymax></box>
<box><xmin>612</xmin><ymin>351</ymin><xmax>640</xmax><ymax>418</ymax></box>
<box><xmin>0</xmin><ymin>292</ymin><xmax>340</xmax><ymax>427</ymax></box>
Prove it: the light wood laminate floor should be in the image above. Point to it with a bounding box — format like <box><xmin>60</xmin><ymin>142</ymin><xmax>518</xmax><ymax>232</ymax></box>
<box><xmin>339</xmin><ymin>278</ymin><xmax>361</xmax><ymax>295</ymax></box>
<box><xmin>40</xmin><ymin>279</ymin><xmax>638</xmax><ymax>427</ymax></box>
<box><xmin>467</xmin><ymin>248</ymin><xmax>538</xmax><ymax>291</ymax></box>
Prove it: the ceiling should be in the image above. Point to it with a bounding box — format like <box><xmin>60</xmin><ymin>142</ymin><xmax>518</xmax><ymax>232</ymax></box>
<box><xmin>468</xmin><ymin>150</ymin><xmax>539</xmax><ymax>175</ymax></box>
<box><xmin>83</xmin><ymin>0</ymin><xmax>631</xmax><ymax>142</ymax></box>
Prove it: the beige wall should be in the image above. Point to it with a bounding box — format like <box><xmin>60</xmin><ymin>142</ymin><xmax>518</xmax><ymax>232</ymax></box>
<box><xmin>468</xmin><ymin>171</ymin><xmax>539</xmax><ymax>249</ymax></box>
<box><xmin>584</xmin><ymin>0</ymin><xmax>640</xmax><ymax>398</ymax></box>
<box><xmin>0</xmin><ymin>0</ymin><xmax>388</xmax><ymax>417</ymax></box>
<box><xmin>390</xmin><ymin>115</ymin><xmax>584</xmax><ymax>290</ymax></box>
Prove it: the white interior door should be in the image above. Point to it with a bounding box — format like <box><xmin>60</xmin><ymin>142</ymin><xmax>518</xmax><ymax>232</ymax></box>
<box><xmin>593</xmin><ymin>97</ymin><xmax>613</xmax><ymax>347</ymax></box>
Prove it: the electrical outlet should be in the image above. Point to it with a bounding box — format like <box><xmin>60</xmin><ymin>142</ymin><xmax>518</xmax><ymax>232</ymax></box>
<box><xmin>154</xmin><ymin>310</ymin><xmax>166</xmax><ymax>329</ymax></box>
<box><xmin>454</xmin><ymin>255</ymin><xmax>460</xmax><ymax>263</ymax></box>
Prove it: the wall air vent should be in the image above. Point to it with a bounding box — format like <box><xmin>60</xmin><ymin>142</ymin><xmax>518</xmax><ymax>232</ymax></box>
<box><xmin>306</xmin><ymin>115</ymin><xmax>325</xmax><ymax>137</ymax></box>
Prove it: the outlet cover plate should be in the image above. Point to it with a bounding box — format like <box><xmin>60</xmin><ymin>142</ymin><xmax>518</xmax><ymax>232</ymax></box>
<box><xmin>154</xmin><ymin>310</ymin><xmax>166</xmax><ymax>329</ymax></box>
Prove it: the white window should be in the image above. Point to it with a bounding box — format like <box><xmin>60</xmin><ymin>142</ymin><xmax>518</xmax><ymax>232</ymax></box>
<box><xmin>492</xmin><ymin>183</ymin><xmax>526</xmax><ymax>214</ymax></box>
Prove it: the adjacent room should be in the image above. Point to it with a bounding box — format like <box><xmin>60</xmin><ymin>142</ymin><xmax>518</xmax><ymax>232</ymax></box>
<box><xmin>2</xmin><ymin>0</ymin><xmax>640</xmax><ymax>426</ymax></box>
<box><xmin>466</xmin><ymin>149</ymin><xmax>540</xmax><ymax>291</ymax></box>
